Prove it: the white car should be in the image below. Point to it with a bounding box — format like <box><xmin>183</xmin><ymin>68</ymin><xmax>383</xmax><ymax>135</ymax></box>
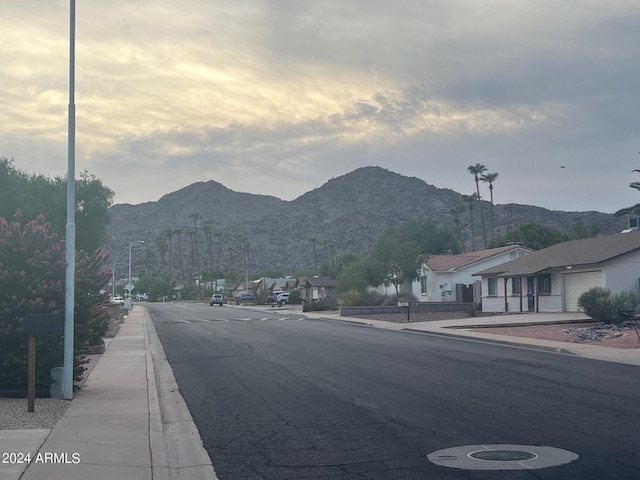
<box><xmin>276</xmin><ymin>292</ymin><xmax>289</xmax><ymax>306</ymax></box>
<box><xmin>111</xmin><ymin>296</ymin><xmax>124</xmax><ymax>305</ymax></box>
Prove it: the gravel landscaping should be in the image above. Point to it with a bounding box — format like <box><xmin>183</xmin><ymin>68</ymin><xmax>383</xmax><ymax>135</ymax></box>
<box><xmin>0</xmin><ymin>353</ymin><xmax>101</xmax><ymax>431</ymax></box>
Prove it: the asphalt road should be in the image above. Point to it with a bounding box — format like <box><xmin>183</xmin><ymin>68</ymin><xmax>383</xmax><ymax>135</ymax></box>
<box><xmin>147</xmin><ymin>303</ymin><xmax>640</xmax><ymax>480</ymax></box>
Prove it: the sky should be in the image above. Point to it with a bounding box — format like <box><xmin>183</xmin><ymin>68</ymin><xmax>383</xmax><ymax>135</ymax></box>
<box><xmin>1</xmin><ymin>0</ymin><xmax>639</xmax><ymax>214</ymax></box>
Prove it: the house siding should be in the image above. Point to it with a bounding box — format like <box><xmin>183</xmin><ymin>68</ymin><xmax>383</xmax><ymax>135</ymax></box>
<box><xmin>602</xmin><ymin>252</ymin><xmax>640</xmax><ymax>294</ymax></box>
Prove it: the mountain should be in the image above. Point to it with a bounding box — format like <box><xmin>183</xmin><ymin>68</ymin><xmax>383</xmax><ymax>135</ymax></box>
<box><xmin>106</xmin><ymin>166</ymin><xmax>623</xmax><ymax>276</ymax></box>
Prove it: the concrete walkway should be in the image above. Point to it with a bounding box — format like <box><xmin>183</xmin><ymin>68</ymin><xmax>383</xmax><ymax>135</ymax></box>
<box><xmin>2</xmin><ymin>306</ymin><xmax>638</xmax><ymax>480</ymax></box>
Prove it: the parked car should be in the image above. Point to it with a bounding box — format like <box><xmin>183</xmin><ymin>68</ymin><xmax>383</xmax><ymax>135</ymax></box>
<box><xmin>265</xmin><ymin>292</ymin><xmax>280</xmax><ymax>304</ymax></box>
<box><xmin>135</xmin><ymin>292</ymin><xmax>149</xmax><ymax>302</ymax></box>
<box><xmin>210</xmin><ymin>294</ymin><xmax>224</xmax><ymax>306</ymax></box>
<box><xmin>111</xmin><ymin>296</ymin><xmax>124</xmax><ymax>305</ymax></box>
<box><xmin>276</xmin><ymin>292</ymin><xmax>290</xmax><ymax>306</ymax></box>
<box><xmin>235</xmin><ymin>293</ymin><xmax>254</xmax><ymax>305</ymax></box>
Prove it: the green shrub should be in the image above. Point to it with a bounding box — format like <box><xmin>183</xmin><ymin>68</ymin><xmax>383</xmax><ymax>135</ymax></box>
<box><xmin>466</xmin><ymin>303</ymin><xmax>478</xmax><ymax>317</ymax></box>
<box><xmin>339</xmin><ymin>290</ymin><xmax>360</xmax><ymax>306</ymax></box>
<box><xmin>355</xmin><ymin>290</ymin><xmax>386</xmax><ymax>306</ymax></box>
<box><xmin>288</xmin><ymin>290</ymin><xmax>304</xmax><ymax>305</ymax></box>
<box><xmin>382</xmin><ymin>293</ymin><xmax>418</xmax><ymax>306</ymax></box>
<box><xmin>577</xmin><ymin>287</ymin><xmax>640</xmax><ymax>324</ymax></box>
<box><xmin>303</xmin><ymin>298</ymin><xmax>338</xmax><ymax>312</ymax></box>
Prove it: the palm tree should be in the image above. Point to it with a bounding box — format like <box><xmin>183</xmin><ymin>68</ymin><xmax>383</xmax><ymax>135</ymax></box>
<box><xmin>174</xmin><ymin>228</ymin><xmax>187</xmax><ymax>298</ymax></box>
<box><xmin>468</xmin><ymin>163</ymin><xmax>488</xmax><ymax>249</ymax></box>
<box><xmin>461</xmin><ymin>193</ymin><xmax>480</xmax><ymax>251</ymax></box>
<box><xmin>214</xmin><ymin>231</ymin><xmax>224</xmax><ymax>277</ymax></box>
<box><xmin>310</xmin><ymin>237</ymin><xmax>318</xmax><ymax>272</ymax></box>
<box><xmin>615</xmin><ymin>171</ymin><xmax>640</xmax><ymax>218</ymax></box>
<box><xmin>481</xmin><ymin>171</ymin><xmax>499</xmax><ymax>244</ymax></box>
<box><xmin>202</xmin><ymin>224</ymin><xmax>214</xmax><ymax>275</ymax></box>
<box><xmin>188</xmin><ymin>213</ymin><xmax>202</xmax><ymax>276</ymax></box>
<box><xmin>163</xmin><ymin>228</ymin><xmax>176</xmax><ymax>300</ymax></box>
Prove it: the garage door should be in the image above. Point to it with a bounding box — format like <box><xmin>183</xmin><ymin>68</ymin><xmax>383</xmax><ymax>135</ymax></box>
<box><xmin>564</xmin><ymin>271</ymin><xmax>604</xmax><ymax>312</ymax></box>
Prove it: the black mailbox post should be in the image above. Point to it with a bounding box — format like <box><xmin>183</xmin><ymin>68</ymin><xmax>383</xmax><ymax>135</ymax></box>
<box><xmin>23</xmin><ymin>313</ymin><xmax>64</xmax><ymax>412</ymax></box>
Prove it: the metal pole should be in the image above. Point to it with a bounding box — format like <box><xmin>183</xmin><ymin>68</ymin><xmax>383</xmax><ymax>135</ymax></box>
<box><xmin>128</xmin><ymin>241</ymin><xmax>143</xmax><ymax>308</ymax></box>
<box><xmin>63</xmin><ymin>0</ymin><xmax>76</xmax><ymax>400</ymax></box>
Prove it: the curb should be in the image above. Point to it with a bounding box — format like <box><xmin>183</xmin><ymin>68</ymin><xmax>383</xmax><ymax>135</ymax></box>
<box><xmin>144</xmin><ymin>308</ymin><xmax>218</xmax><ymax>480</ymax></box>
<box><xmin>401</xmin><ymin>328</ymin><xmax>577</xmax><ymax>355</ymax></box>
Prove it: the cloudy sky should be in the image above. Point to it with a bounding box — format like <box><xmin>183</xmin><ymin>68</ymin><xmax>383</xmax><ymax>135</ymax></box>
<box><xmin>1</xmin><ymin>0</ymin><xmax>639</xmax><ymax>213</ymax></box>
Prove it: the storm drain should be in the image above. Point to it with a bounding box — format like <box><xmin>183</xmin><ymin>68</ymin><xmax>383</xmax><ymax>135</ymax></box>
<box><xmin>427</xmin><ymin>444</ymin><xmax>579</xmax><ymax>471</ymax></box>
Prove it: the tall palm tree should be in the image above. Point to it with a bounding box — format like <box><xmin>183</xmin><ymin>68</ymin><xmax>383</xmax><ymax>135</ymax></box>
<box><xmin>188</xmin><ymin>213</ymin><xmax>202</xmax><ymax>276</ymax></box>
<box><xmin>214</xmin><ymin>231</ymin><xmax>224</xmax><ymax>277</ymax></box>
<box><xmin>310</xmin><ymin>237</ymin><xmax>318</xmax><ymax>272</ymax></box>
<box><xmin>461</xmin><ymin>193</ymin><xmax>479</xmax><ymax>251</ymax></box>
<box><xmin>449</xmin><ymin>205</ymin><xmax>466</xmax><ymax>248</ymax></box>
<box><xmin>468</xmin><ymin>163</ymin><xmax>488</xmax><ymax>249</ymax></box>
<box><xmin>174</xmin><ymin>228</ymin><xmax>187</xmax><ymax>298</ymax></box>
<box><xmin>163</xmin><ymin>228</ymin><xmax>176</xmax><ymax>300</ymax></box>
<box><xmin>481</xmin><ymin>171</ymin><xmax>499</xmax><ymax>244</ymax></box>
<box><xmin>615</xmin><ymin>171</ymin><xmax>640</xmax><ymax>218</ymax></box>
<box><xmin>201</xmin><ymin>224</ymin><xmax>214</xmax><ymax>275</ymax></box>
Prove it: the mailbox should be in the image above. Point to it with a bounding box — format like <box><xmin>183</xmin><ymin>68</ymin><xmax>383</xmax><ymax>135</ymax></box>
<box><xmin>23</xmin><ymin>313</ymin><xmax>64</xmax><ymax>335</ymax></box>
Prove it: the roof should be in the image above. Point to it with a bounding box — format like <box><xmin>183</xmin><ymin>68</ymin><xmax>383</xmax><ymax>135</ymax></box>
<box><xmin>305</xmin><ymin>276</ymin><xmax>337</xmax><ymax>288</ymax></box>
<box><xmin>426</xmin><ymin>245</ymin><xmax>533</xmax><ymax>272</ymax></box>
<box><xmin>475</xmin><ymin>232</ymin><xmax>640</xmax><ymax>278</ymax></box>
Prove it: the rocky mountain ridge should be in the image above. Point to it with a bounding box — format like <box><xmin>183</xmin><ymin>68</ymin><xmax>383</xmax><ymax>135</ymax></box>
<box><xmin>106</xmin><ymin>166</ymin><xmax>623</xmax><ymax>275</ymax></box>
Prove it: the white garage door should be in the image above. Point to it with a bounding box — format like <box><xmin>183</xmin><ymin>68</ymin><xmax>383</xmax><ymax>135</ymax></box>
<box><xmin>564</xmin><ymin>271</ymin><xmax>604</xmax><ymax>312</ymax></box>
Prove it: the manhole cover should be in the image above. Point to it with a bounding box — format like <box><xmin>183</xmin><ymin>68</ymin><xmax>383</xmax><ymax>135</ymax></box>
<box><xmin>470</xmin><ymin>449</ymin><xmax>537</xmax><ymax>462</ymax></box>
<box><xmin>428</xmin><ymin>444</ymin><xmax>579</xmax><ymax>471</ymax></box>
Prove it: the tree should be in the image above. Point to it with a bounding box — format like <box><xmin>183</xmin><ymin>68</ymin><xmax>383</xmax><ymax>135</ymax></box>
<box><xmin>398</xmin><ymin>217</ymin><xmax>462</xmax><ymax>255</ymax></box>
<box><xmin>336</xmin><ymin>257</ymin><xmax>386</xmax><ymax>294</ymax></box>
<box><xmin>480</xmin><ymin>171</ymin><xmax>499</xmax><ymax>244</ymax></box>
<box><xmin>461</xmin><ymin>193</ymin><xmax>480</xmax><ymax>251</ymax></box>
<box><xmin>614</xmin><ymin>169</ymin><xmax>640</xmax><ymax>218</ymax></box>
<box><xmin>371</xmin><ymin>226</ymin><xmax>422</xmax><ymax>296</ymax></box>
<box><xmin>309</xmin><ymin>237</ymin><xmax>318</xmax><ymax>272</ymax></box>
<box><xmin>319</xmin><ymin>251</ymin><xmax>360</xmax><ymax>279</ymax></box>
<box><xmin>0</xmin><ymin>212</ymin><xmax>110</xmax><ymax>389</ymax></box>
<box><xmin>0</xmin><ymin>158</ymin><xmax>114</xmax><ymax>253</ymax></box>
<box><xmin>468</xmin><ymin>163</ymin><xmax>488</xmax><ymax>249</ymax></box>
<box><xmin>188</xmin><ymin>213</ymin><xmax>202</xmax><ymax>276</ymax></box>
<box><xmin>202</xmin><ymin>224</ymin><xmax>214</xmax><ymax>275</ymax></box>
<box><xmin>489</xmin><ymin>223</ymin><xmax>568</xmax><ymax>250</ymax></box>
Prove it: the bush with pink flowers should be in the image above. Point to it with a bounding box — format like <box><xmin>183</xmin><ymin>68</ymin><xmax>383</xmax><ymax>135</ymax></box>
<box><xmin>0</xmin><ymin>211</ymin><xmax>110</xmax><ymax>390</ymax></box>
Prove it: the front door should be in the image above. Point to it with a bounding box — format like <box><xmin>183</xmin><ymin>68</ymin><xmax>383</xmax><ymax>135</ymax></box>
<box><xmin>527</xmin><ymin>276</ymin><xmax>535</xmax><ymax>312</ymax></box>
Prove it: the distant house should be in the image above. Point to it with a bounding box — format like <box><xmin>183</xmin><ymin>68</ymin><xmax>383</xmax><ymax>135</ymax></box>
<box><xmin>474</xmin><ymin>232</ymin><xmax>640</xmax><ymax>313</ymax></box>
<box><xmin>297</xmin><ymin>276</ymin><xmax>337</xmax><ymax>302</ymax></box>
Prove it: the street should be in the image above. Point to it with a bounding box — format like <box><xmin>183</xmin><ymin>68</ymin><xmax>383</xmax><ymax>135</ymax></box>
<box><xmin>147</xmin><ymin>303</ymin><xmax>640</xmax><ymax>479</ymax></box>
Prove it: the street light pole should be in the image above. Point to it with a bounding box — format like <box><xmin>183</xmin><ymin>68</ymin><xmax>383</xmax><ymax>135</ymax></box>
<box><xmin>127</xmin><ymin>240</ymin><xmax>144</xmax><ymax>308</ymax></box>
<box><xmin>63</xmin><ymin>0</ymin><xmax>76</xmax><ymax>401</ymax></box>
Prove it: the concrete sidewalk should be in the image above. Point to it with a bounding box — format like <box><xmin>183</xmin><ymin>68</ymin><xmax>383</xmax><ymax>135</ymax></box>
<box><xmin>0</xmin><ymin>306</ymin><xmax>216</xmax><ymax>480</ymax></box>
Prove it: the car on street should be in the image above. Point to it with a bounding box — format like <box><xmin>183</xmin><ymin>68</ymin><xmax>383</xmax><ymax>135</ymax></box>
<box><xmin>235</xmin><ymin>293</ymin><xmax>254</xmax><ymax>305</ymax></box>
<box><xmin>111</xmin><ymin>296</ymin><xmax>124</xmax><ymax>305</ymax></box>
<box><xmin>210</xmin><ymin>294</ymin><xmax>224</xmax><ymax>306</ymax></box>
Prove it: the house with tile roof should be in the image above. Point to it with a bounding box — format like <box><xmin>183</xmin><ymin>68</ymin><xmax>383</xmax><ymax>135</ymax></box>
<box><xmin>474</xmin><ymin>231</ymin><xmax>640</xmax><ymax>313</ymax></box>
<box><xmin>410</xmin><ymin>245</ymin><xmax>534</xmax><ymax>303</ymax></box>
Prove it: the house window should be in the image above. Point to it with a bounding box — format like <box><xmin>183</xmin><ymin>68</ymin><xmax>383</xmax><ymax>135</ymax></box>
<box><xmin>512</xmin><ymin>277</ymin><xmax>522</xmax><ymax>295</ymax></box>
<box><xmin>488</xmin><ymin>277</ymin><xmax>498</xmax><ymax>296</ymax></box>
<box><xmin>538</xmin><ymin>274</ymin><xmax>551</xmax><ymax>294</ymax></box>
<box><xmin>420</xmin><ymin>274</ymin><xmax>428</xmax><ymax>294</ymax></box>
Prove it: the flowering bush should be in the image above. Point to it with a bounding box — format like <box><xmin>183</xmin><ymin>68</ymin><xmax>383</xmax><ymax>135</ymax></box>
<box><xmin>0</xmin><ymin>211</ymin><xmax>110</xmax><ymax>390</ymax></box>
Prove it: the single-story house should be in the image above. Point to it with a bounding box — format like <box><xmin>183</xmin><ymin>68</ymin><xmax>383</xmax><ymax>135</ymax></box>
<box><xmin>414</xmin><ymin>245</ymin><xmax>533</xmax><ymax>303</ymax></box>
<box><xmin>376</xmin><ymin>245</ymin><xmax>533</xmax><ymax>302</ymax></box>
<box><xmin>297</xmin><ymin>276</ymin><xmax>337</xmax><ymax>302</ymax></box>
<box><xmin>474</xmin><ymin>231</ymin><xmax>640</xmax><ymax>313</ymax></box>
